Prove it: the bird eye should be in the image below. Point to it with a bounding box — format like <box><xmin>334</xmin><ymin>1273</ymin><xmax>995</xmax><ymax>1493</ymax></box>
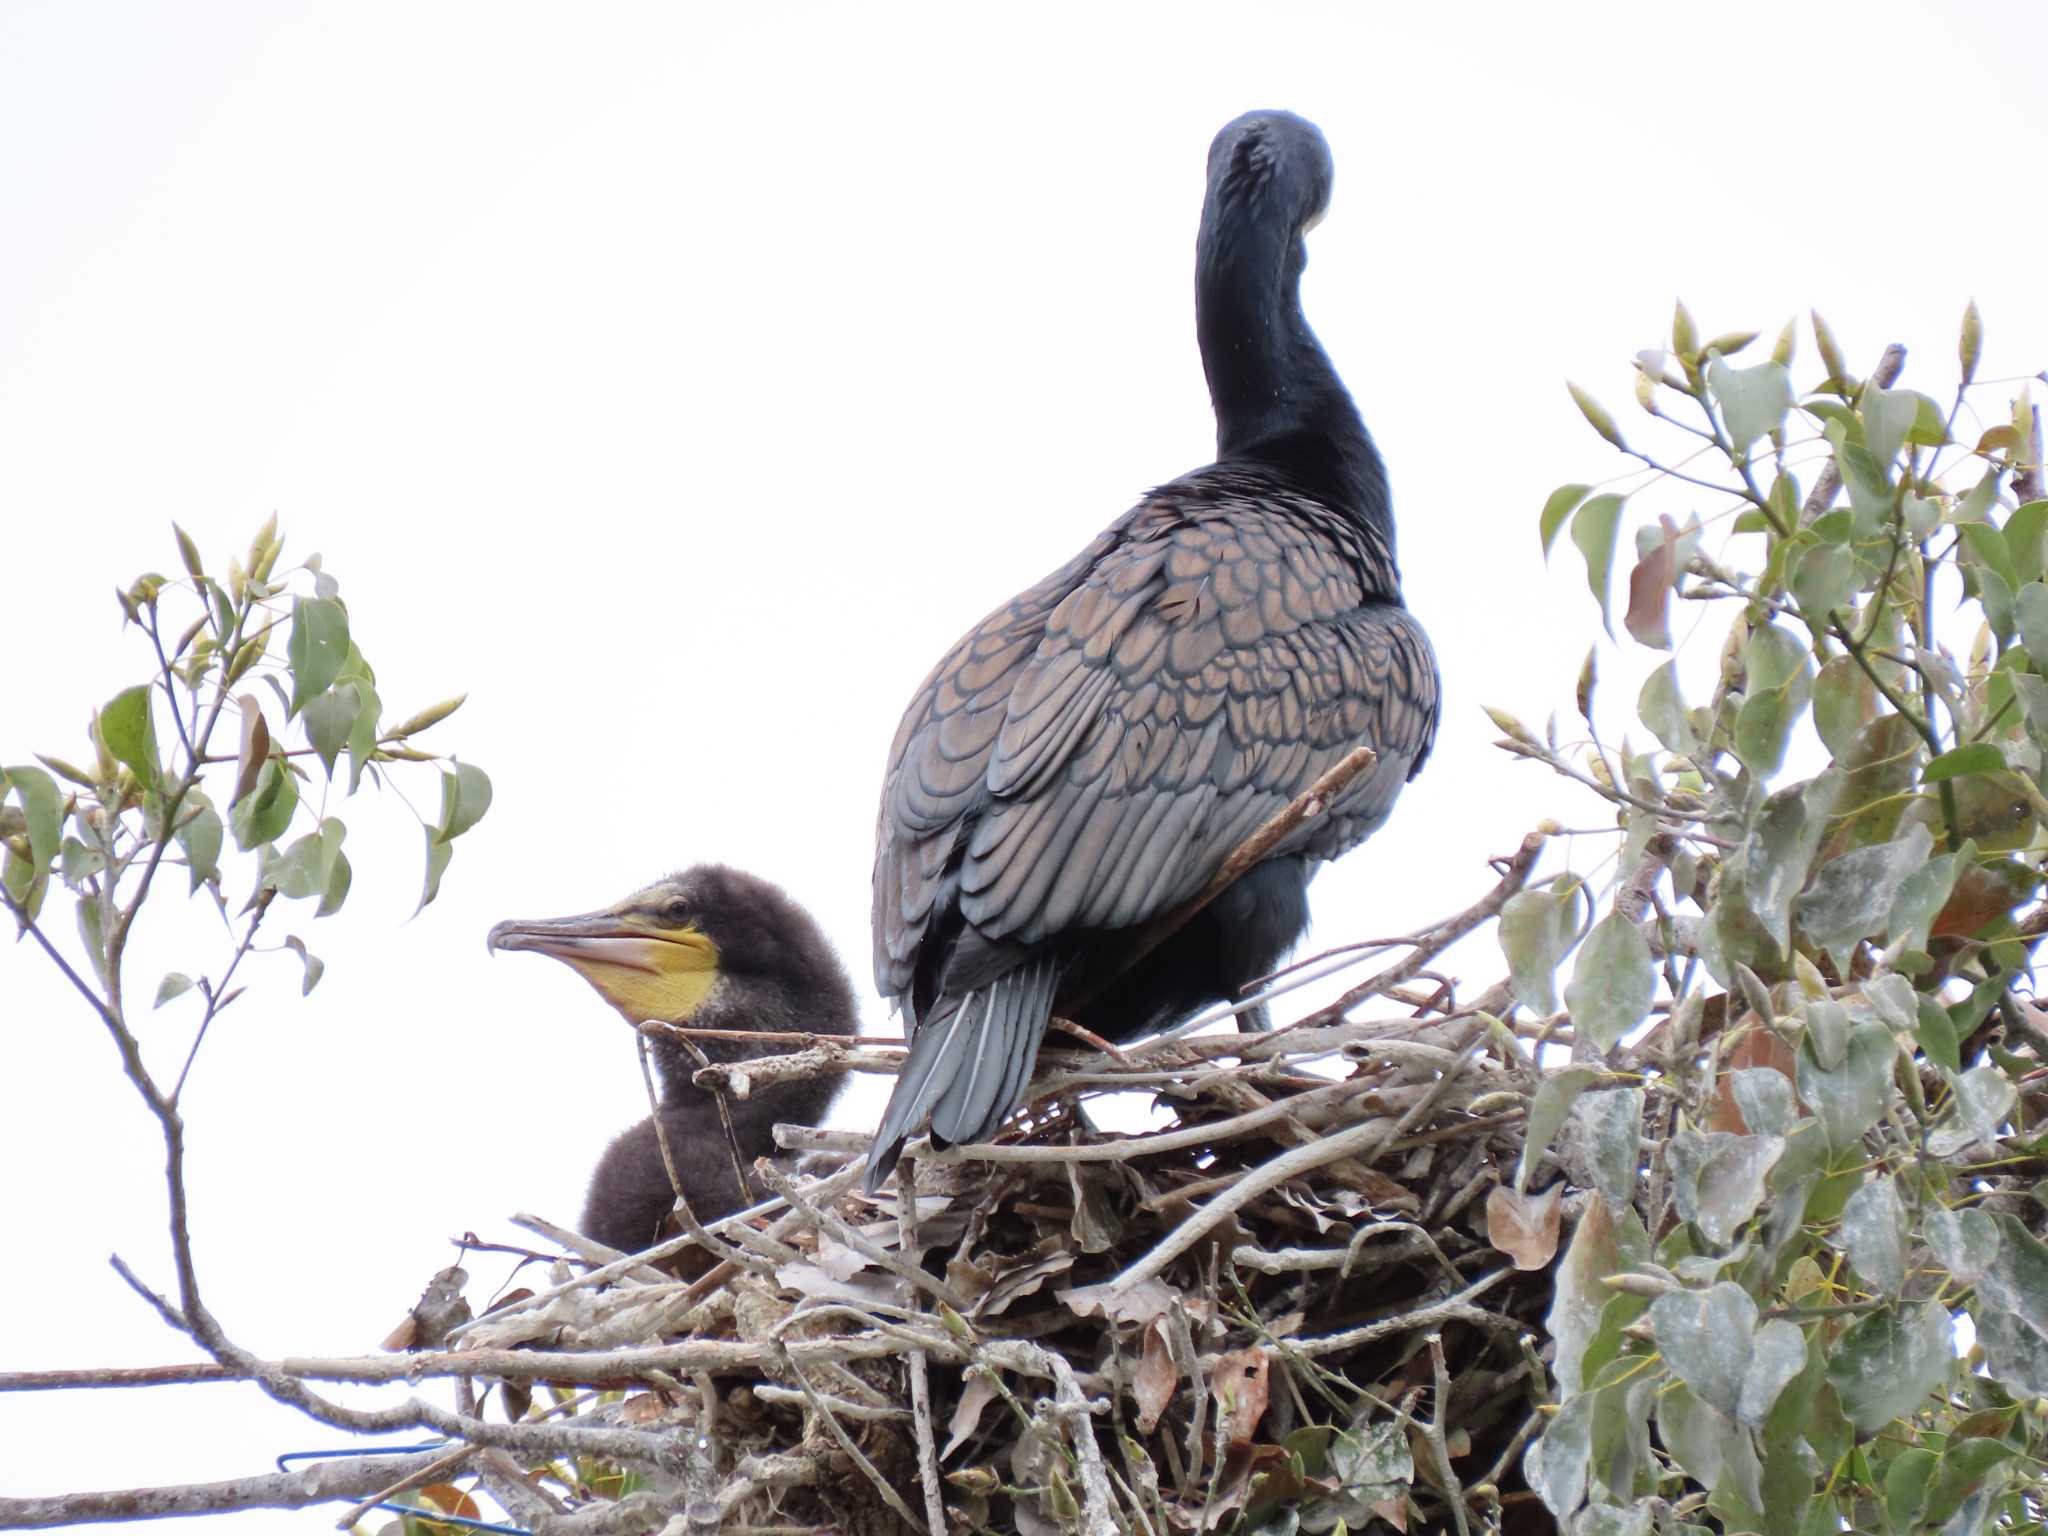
<box><xmin>660</xmin><ymin>898</ymin><xmax>692</xmax><ymax>926</ymax></box>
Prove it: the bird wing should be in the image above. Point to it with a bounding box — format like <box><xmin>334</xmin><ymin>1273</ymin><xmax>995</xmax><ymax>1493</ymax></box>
<box><xmin>873</xmin><ymin>488</ymin><xmax>1438</xmax><ymax>1005</ymax></box>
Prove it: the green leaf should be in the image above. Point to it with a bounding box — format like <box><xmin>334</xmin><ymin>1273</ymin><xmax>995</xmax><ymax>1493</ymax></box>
<box><xmin>1811</xmin><ymin>656</ymin><xmax>1877</xmax><ymax>759</ymax></box>
<box><xmin>282</xmin><ymin>934</ymin><xmax>325</xmax><ymax>996</ymax></box>
<box><xmin>1667</xmin><ymin>1128</ymin><xmax>1784</xmax><ymax>1247</ymax></box>
<box><xmin>1638</xmin><ymin>662</ymin><xmax>1699</xmax><ymax>756</ymax></box>
<box><xmin>1569</xmin><ymin>493</ymin><xmax>1626</xmax><ymax>636</ymax></box>
<box><xmin>1925</xmin><ymin>1064</ymin><xmax>2017</xmax><ymax>1156</ymax></box>
<box><xmin>1548</xmin><ymin>1191</ymin><xmax>1623</xmax><ymax>1398</ymax></box>
<box><xmin>1982</xmin><ymin>560</ymin><xmax>2016</xmax><ymax>643</ymax></box>
<box><xmin>1539</xmin><ymin>484</ymin><xmax>1592</xmax><ymax>559</ymax></box>
<box><xmin>1517</xmin><ymin>1065</ymin><xmax>1601</xmax><ymax>1193</ymax></box>
<box><xmin>344</xmin><ymin>679</ymin><xmax>382</xmax><ymax>793</ymax></box>
<box><xmin>1709</xmin><ymin>356</ymin><xmax>1794</xmax><ymax>455</ymax></box>
<box><xmin>228</xmin><ymin>758</ymin><xmax>298</xmax><ymax>851</ymax></box>
<box><xmin>2005</xmin><ymin>500</ymin><xmax>2048</xmax><ymax>584</ymax></box>
<box><xmin>76</xmin><ymin>896</ymin><xmax>108</xmax><ymax>987</ymax></box>
<box><xmin>1794</xmin><ymin>824</ymin><xmax>1934</xmax><ymax>969</ymax></box>
<box><xmin>1914</xmin><ymin>993</ymin><xmax>1962</xmax><ymax>1075</ymax></box>
<box><xmin>1742</xmin><ymin>780</ymin><xmax>1827</xmax><ymax>952</ymax></box>
<box><xmin>286</xmin><ymin>596</ymin><xmax>350</xmax><ymax>716</ymax></box>
<box><xmin>101</xmin><ymin>684</ymin><xmax>161</xmax><ymax>792</ymax></box>
<box><xmin>1563</xmin><ymin>911</ymin><xmax>1653</xmax><ymax>1053</ymax></box>
<box><xmin>154</xmin><ymin>972</ymin><xmax>195</xmax><ymax>1008</ymax></box>
<box><xmin>434</xmin><ymin>761</ymin><xmax>492</xmax><ymax>844</ymax></box>
<box><xmin>301</xmin><ymin>682</ymin><xmax>360</xmax><ymax>776</ymax></box>
<box><xmin>1</xmin><ymin>846</ymin><xmax>45</xmax><ymax>921</ymax></box>
<box><xmin>1963</xmin><ymin>521</ymin><xmax>2020</xmax><ymax>597</ymax></box>
<box><xmin>1923</xmin><ymin>741</ymin><xmax>2006</xmax><ymax>783</ymax></box>
<box><xmin>1650</xmin><ymin>1282</ymin><xmax>1755</xmax><ymax>1418</ymax></box>
<box><xmin>1733</xmin><ymin>681</ymin><xmax>1807</xmax><ymax>781</ymax></box>
<box><xmin>1746</xmin><ymin>621</ymin><xmax>1809</xmax><ymax>692</ymax></box>
<box><xmin>1836</xmin><ymin>437</ymin><xmax>1893</xmax><ymax>534</ymax></box>
<box><xmin>1729</xmin><ymin>1069</ymin><xmax>1795</xmax><ymax>1137</ymax></box>
<box><xmin>1976</xmin><ymin>1308</ymin><xmax>2048</xmax><ymax>1398</ymax></box>
<box><xmin>1826</xmin><ymin>1299</ymin><xmax>1952</xmax><ymax>1433</ymax></box>
<box><xmin>1925</xmin><ymin>1205</ymin><xmax>1999</xmax><ymax>1284</ymax></box>
<box><xmin>1588</xmin><ymin>1365</ymin><xmax>1655</xmax><ymax>1505</ymax></box>
<box><xmin>179</xmin><ymin>797</ymin><xmax>223</xmax><ymax>892</ymax></box>
<box><xmin>417</xmin><ymin>831</ymin><xmax>454</xmax><ymax>915</ymax></box>
<box><xmin>2017</xmin><ymin>582</ymin><xmax>2048</xmax><ymax>667</ymax></box>
<box><xmin>1524</xmin><ymin>1390</ymin><xmax>1595</xmax><ymax>1522</ymax></box>
<box><xmin>1862</xmin><ymin>386</ymin><xmax>1917</xmax><ymax>471</ymax></box>
<box><xmin>1863</xmin><ymin>972</ymin><xmax>1917</xmax><ymax>1031</ymax></box>
<box><xmin>1889</xmin><ymin>843</ymin><xmax>1970</xmax><ymax>956</ymax></box>
<box><xmin>318</xmin><ymin>848</ymin><xmax>352</xmax><ymax>918</ymax></box>
<box><xmin>1577</xmin><ymin>1087</ymin><xmax>1644</xmax><ymax>1207</ymax></box>
<box><xmin>1656</xmin><ymin>1384</ymin><xmax>1732</xmax><ymax>1494</ymax></box>
<box><xmin>2</xmin><ymin>766</ymin><xmax>61</xmax><ymax>869</ymax></box>
<box><xmin>1737</xmin><ymin>1318</ymin><xmax>1806</xmax><ymax>1429</ymax></box>
<box><xmin>1790</xmin><ymin>541</ymin><xmax>1857</xmax><ymax>622</ymax></box>
<box><xmin>1885</xmin><ymin>1448</ymin><xmax>1939</xmax><ymax>1535</ymax></box>
<box><xmin>59</xmin><ymin>837</ymin><xmax>105</xmax><ymax>887</ymax></box>
<box><xmin>1837</xmin><ymin>1175</ymin><xmax>1908</xmax><ymax>1295</ymax></box>
<box><xmin>1498</xmin><ymin>877</ymin><xmax>1581</xmax><ymax>1015</ymax></box>
<box><xmin>1796</xmin><ymin>1019</ymin><xmax>1896</xmax><ymax>1152</ymax></box>
<box><xmin>1924</xmin><ymin>1438</ymin><xmax>2015</xmax><ymax>1529</ymax></box>
<box><xmin>265</xmin><ymin>817</ymin><xmax>346</xmax><ymax>901</ymax></box>
<box><xmin>1804</xmin><ymin>998</ymin><xmax>1849</xmax><ymax>1070</ymax></box>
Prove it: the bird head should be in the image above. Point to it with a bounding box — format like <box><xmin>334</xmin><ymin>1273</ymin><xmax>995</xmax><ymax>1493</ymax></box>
<box><xmin>487</xmin><ymin>870</ymin><xmax>722</xmax><ymax>1025</ymax></box>
<box><xmin>486</xmin><ymin>863</ymin><xmax>856</xmax><ymax>1041</ymax></box>
<box><xmin>1203</xmin><ymin>110</ymin><xmax>1333</xmax><ymax>244</ymax></box>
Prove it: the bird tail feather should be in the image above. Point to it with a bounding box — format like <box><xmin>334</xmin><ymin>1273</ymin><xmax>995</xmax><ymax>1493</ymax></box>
<box><xmin>864</xmin><ymin>956</ymin><xmax>1059</xmax><ymax>1192</ymax></box>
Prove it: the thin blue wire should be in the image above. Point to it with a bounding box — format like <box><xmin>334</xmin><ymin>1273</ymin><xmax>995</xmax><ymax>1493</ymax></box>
<box><xmin>272</xmin><ymin>1441</ymin><xmax>531</xmax><ymax>1535</ymax></box>
<box><xmin>368</xmin><ymin>1501</ymin><xmax>530</xmax><ymax>1535</ymax></box>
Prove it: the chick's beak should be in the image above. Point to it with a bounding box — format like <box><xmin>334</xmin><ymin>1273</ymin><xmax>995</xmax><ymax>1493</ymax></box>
<box><xmin>486</xmin><ymin>909</ymin><xmax>718</xmax><ymax>1024</ymax></box>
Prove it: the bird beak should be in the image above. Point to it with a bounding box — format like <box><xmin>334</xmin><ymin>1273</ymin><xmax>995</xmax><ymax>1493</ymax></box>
<box><xmin>487</xmin><ymin>908</ymin><xmax>719</xmax><ymax>1024</ymax></box>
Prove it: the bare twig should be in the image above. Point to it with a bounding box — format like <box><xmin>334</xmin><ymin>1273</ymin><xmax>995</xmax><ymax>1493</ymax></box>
<box><xmin>753</xmin><ymin>1162</ymin><xmax>968</xmax><ymax>1314</ymax></box>
<box><xmin>1426</xmin><ymin>1333</ymin><xmax>1472</xmax><ymax>1536</ymax></box>
<box><xmin>0</xmin><ymin>1452</ymin><xmax>454</xmax><ymax>1529</ymax></box>
<box><xmin>783</xmin><ymin>1351</ymin><xmax>928</xmax><ymax>1535</ymax></box>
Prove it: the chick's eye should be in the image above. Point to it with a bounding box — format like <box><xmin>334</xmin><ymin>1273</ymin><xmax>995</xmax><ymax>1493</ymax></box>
<box><xmin>660</xmin><ymin>899</ymin><xmax>692</xmax><ymax>926</ymax></box>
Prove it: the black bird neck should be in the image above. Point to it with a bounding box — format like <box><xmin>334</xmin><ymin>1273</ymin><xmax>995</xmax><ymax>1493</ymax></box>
<box><xmin>1195</xmin><ymin>214</ymin><xmax>1389</xmax><ymax>530</ymax></box>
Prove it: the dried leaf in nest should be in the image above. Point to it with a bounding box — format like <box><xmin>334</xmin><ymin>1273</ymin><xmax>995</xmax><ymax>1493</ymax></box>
<box><xmin>1066</xmin><ymin>1161</ymin><xmax>1124</xmax><ymax>1252</ymax></box>
<box><xmin>1486</xmin><ymin>1182</ymin><xmax>1563</xmax><ymax>1269</ymax></box>
<box><xmin>1132</xmin><ymin>1317</ymin><xmax>1178</xmax><ymax>1434</ymax></box>
<box><xmin>773</xmin><ymin>1260</ymin><xmax>900</xmax><ymax>1308</ymax></box>
<box><xmin>381</xmin><ymin>1264</ymin><xmax>471</xmax><ymax>1351</ymax></box>
<box><xmin>1177</xmin><ymin>1442</ymin><xmax>1293</xmax><ymax>1532</ymax></box>
<box><xmin>1060</xmin><ymin>1275</ymin><xmax>1179</xmax><ymax>1325</ymax></box>
<box><xmin>1212</xmin><ymin>1346</ymin><xmax>1272</xmax><ymax>1448</ymax></box>
<box><xmin>950</xmin><ymin>1238</ymin><xmax>1075</xmax><ymax>1318</ymax></box>
<box><xmin>943</xmin><ymin>1370</ymin><xmax>1001</xmax><ymax>1459</ymax></box>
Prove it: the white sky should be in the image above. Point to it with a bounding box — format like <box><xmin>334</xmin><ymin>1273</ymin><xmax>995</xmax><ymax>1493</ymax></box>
<box><xmin>3</xmin><ymin>1</ymin><xmax>2045</xmax><ymax>1527</ymax></box>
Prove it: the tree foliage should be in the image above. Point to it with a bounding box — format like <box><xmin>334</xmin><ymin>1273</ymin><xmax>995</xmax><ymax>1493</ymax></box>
<box><xmin>2</xmin><ymin>516</ymin><xmax>491</xmax><ymax>1003</ymax></box>
<box><xmin>1509</xmin><ymin>305</ymin><xmax>2048</xmax><ymax>1535</ymax></box>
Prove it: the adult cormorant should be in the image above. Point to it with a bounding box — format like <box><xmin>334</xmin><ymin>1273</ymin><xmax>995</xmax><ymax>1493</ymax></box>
<box><xmin>488</xmin><ymin>865</ymin><xmax>855</xmax><ymax>1253</ymax></box>
<box><xmin>866</xmin><ymin>110</ymin><xmax>1439</xmax><ymax>1191</ymax></box>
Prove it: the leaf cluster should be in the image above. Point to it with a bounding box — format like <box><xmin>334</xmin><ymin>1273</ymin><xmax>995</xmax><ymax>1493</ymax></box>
<box><xmin>1</xmin><ymin>517</ymin><xmax>490</xmax><ymax>1024</ymax></box>
<box><xmin>1509</xmin><ymin>305</ymin><xmax>2048</xmax><ymax>1534</ymax></box>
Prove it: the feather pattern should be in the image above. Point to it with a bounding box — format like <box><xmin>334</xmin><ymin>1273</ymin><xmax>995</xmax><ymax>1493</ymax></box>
<box><xmin>864</xmin><ymin>111</ymin><xmax>1440</xmax><ymax>1192</ymax></box>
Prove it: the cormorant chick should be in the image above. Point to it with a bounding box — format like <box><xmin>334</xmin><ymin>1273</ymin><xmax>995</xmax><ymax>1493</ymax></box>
<box><xmin>488</xmin><ymin>864</ymin><xmax>856</xmax><ymax>1253</ymax></box>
